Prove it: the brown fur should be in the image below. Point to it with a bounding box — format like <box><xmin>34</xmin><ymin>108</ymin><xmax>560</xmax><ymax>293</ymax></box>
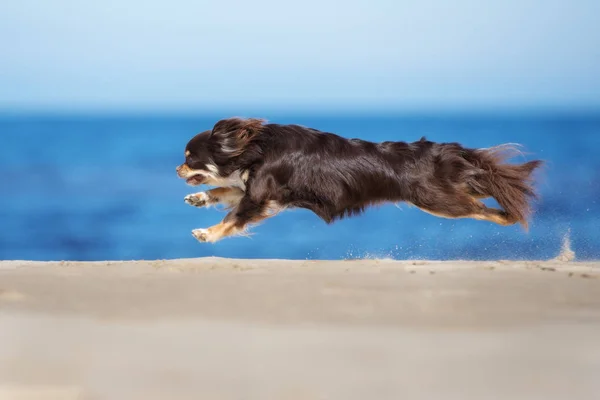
<box><xmin>177</xmin><ymin>118</ymin><xmax>544</xmax><ymax>242</ymax></box>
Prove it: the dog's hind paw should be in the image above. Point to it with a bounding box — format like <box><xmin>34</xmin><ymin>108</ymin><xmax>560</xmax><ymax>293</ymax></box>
<box><xmin>184</xmin><ymin>193</ymin><xmax>208</xmax><ymax>207</ymax></box>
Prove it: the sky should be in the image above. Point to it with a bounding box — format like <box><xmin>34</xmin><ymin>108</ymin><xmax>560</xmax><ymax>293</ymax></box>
<box><xmin>1</xmin><ymin>0</ymin><xmax>599</xmax><ymax>113</ymax></box>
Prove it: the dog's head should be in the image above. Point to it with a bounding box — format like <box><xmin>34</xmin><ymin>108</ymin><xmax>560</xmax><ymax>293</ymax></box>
<box><xmin>176</xmin><ymin>129</ymin><xmax>214</xmax><ymax>186</ymax></box>
<box><xmin>176</xmin><ymin>117</ymin><xmax>265</xmax><ymax>186</ymax></box>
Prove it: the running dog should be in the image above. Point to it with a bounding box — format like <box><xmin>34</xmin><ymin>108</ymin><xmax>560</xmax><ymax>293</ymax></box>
<box><xmin>176</xmin><ymin>117</ymin><xmax>543</xmax><ymax>243</ymax></box>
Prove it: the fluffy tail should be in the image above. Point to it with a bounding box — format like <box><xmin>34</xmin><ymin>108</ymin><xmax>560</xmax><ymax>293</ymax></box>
<box><xmin>467</xmin><ymin>145</ymin><xmax>543</xmax><ymax>229</ymax></box>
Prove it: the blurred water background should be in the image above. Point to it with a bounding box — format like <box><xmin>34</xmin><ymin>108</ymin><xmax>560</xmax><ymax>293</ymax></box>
<box><xmin>3</xmin><ymin>1</ymin><xmax>599</xmax><ymax>260</ymax></box>
<box><xmin>1</xmin><ymin>112</ymin><xmax>598</xmax><ymax>261</ymax></box>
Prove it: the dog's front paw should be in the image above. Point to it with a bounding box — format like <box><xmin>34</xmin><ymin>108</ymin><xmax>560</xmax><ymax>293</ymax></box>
<box><xmin>184</xmin><ymin>192</ymin><xmax>209</xmax><ymax>208</ymax></box>
<box><xmin>192</xmin><ymin>228</ymin><xmax>211</xmax><ymax>243</ymax></box>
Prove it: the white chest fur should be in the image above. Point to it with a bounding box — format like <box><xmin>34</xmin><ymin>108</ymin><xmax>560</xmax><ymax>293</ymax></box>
<box><xmin>204</xmin><ymin>168</ymin><xmax>249</xmax><ymax>191</ymax></box>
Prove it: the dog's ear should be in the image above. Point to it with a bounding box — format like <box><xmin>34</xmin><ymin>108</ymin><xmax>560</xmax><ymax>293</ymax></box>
<box><xmin>210</xmin><ymin>117</ymin><xmax>265</xmax><ymax>156</ymax></box>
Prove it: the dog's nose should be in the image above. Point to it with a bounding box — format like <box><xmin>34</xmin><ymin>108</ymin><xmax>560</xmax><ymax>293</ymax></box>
<box><xmin>176</xmin><ymin>165</ymin><xmax>181</xmax><ymax>172</ymax></box>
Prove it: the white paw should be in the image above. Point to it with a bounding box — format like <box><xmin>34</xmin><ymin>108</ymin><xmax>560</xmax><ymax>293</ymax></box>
<box><xmin>192</xmin><ymin>228</ymin><xmax>212</xmax><ymax>243</ymax></box>
<box><xmin>184</xmin><ymin>192</ymin><xmax>209</xmax><ymax>207</ymax></box>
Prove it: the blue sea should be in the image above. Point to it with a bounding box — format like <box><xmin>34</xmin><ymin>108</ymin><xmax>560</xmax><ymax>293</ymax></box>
<box><xmin>1</xmin><ymin>113</ymin><xmax>599</xmax><ymax>261</ymax></box>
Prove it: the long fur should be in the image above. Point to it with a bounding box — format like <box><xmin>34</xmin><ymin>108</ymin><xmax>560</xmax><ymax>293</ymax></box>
<box><xmin>177</xmin><ymin>117</ymin><xmax>544</xmax><ymax>240</ymax></box>
<box><xmin>467</xmin><ymin>145</ymin><xmax>543</xmax><ymax>229</ymax></box>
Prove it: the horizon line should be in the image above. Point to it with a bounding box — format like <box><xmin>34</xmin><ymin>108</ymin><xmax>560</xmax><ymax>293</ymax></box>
<box><xmin>1</xmin><ymin>103</ymin><xmax>600</xmax><ymax>118</ymax></box>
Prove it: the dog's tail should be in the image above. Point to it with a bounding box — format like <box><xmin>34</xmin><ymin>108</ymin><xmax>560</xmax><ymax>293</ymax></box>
<box><xmin>466</xmin><ymin>144</ymin><xmax>543</xmax><ymax>229</ymax></box>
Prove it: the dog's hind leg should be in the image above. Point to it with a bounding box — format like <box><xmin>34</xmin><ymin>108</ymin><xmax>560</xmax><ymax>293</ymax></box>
<box><xmin>184</xmin><ymin>187</ymin><xmax>244</xmax><ymax>209</ymax></box>
<box><xmin>191</xmin><ymin>196</ymin><xmax>282</xmax><ymax>243</ymax></box>
<box><xmin>471</xmin><ymin>207</ymin><xmax>519</xmax><ymax>226</ymax></box>
<box><xmin>412</xmin><ymin>191</ymin><xmax>518</xmax><ymax>226</ymax></box>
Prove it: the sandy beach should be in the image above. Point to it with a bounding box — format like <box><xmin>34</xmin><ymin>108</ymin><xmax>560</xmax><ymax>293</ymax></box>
<box><xmin>1</xmin><ymin>257</ymin><xmax>599</xmax><ymax>400</ymax></box>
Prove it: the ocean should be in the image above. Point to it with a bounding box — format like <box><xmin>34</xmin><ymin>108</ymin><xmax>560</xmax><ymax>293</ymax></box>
<box><xmin>1</xmin><ymin>113</ymin><xmax>599</xmax><ymax>261</ymax></box>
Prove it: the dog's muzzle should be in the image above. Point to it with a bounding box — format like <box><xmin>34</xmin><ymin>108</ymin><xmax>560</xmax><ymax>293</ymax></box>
<box><xmin>177</xmin><ymin>164</ymin><xmax>206</xmax><ymax>185</ymax></box>
<box><xmin>176</xmin><ymin>163</ymin><xmax>194</xmax><ymax>178</ymax></box>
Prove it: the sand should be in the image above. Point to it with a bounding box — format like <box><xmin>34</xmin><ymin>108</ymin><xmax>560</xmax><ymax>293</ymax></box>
<box><xmin>1</xmin><ymin>257</ymin><xmax>599</xmax><ymax>400</ymax></box>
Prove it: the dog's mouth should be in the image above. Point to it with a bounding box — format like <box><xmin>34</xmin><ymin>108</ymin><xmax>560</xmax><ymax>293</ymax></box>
<box><xmin>185</xmin><ymin>174</ymin><xmax>206</xmax><ymax>186</ymax></box>
<box><xmin>177</xmin><ymin>163</ymin><xmax>206</xmax><ymax>186</ymax></box>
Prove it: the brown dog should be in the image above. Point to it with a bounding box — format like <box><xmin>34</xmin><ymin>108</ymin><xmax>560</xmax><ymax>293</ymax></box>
<box><xmin>176</xmin><ymin>117</ymin><xmax>543</xmax><ymax>243</ymax></box>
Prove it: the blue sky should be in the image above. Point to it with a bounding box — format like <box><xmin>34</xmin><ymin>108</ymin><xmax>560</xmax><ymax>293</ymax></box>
<box><xmin>1</xmin><ymin>0</ymin><xmax>599</xmax><ymax>113</ymax></box>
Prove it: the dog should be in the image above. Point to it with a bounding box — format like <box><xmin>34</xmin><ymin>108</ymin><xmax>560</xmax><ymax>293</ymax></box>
<box><xmin>176</xmin><ymin>117</ymin><xmax>543</xmax><ymax>243</ymax></box>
